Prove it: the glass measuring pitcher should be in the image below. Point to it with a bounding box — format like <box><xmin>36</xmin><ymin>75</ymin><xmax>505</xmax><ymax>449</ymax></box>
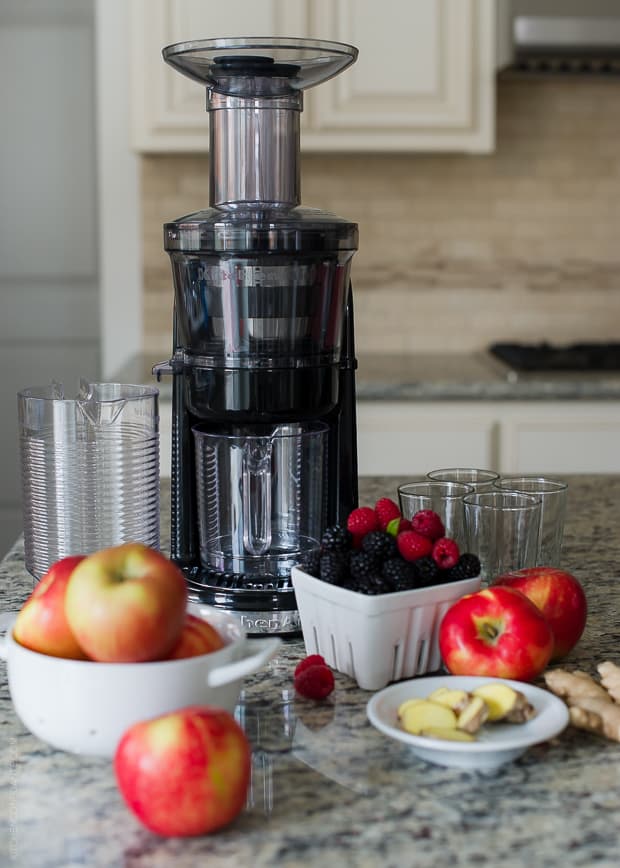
<box><xmin>18</xmin><ymin>380</ymin><xmax>160</xmax><ymax>579</ymax></box>
<box><xmin>193</xmin><ymin>422</ymin><xmax>328</xmax><ymax>581</ymax></box>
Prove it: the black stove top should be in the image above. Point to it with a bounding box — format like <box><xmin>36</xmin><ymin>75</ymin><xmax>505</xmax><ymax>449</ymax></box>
<box><xmin>489</xmin><ymin>342</ymin><xmax>620</xmax><ymax>372</ymax></box>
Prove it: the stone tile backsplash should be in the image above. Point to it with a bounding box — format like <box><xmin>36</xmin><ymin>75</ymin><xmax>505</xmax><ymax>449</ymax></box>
<box><xmin>141</xmin><ymin>77</ymin><xmax>620</xmax><ymax>355</ymax></box>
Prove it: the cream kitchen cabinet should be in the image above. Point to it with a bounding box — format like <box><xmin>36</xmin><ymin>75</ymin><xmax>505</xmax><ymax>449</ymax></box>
<box><xmin>130</xmin><ymin>0</ymin><xmax>497</xmax><ymax>153</ymax></box>
<box><xmin>357</xmin><ymin>401</ymin><xmax>620</xmax><ymax>477</ymax></box>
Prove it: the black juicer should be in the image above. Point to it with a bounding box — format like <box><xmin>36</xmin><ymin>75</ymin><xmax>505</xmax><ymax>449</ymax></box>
<box><xmin>155</xmin><ymin>38</ymin><xmax>360</xmax><ymax>635</ymax></box>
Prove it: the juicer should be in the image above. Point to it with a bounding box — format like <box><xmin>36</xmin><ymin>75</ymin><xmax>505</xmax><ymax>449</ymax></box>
<box><xmin>155</xmin><ymin>37</ymin><xmax>360</xmax><ymax>635</ymax></box>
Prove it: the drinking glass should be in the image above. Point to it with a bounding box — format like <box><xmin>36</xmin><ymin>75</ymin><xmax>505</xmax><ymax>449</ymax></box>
<box><xmin>463</xmin><ymin>491</ymin><xmax>541</xmax><ymax>582</ymax></box>
<box><xmin>397</xmin><ymin>481</ymin><xmax>474</xmax><ymax>548</ymax></box>
<box><xmin>427</xmin><ymin>467</ymin><xmax>500</xmax><ymax>492</ymax></box>
<box><xmin>493</xmin><ymin>476</ymin><xmax>568</xmax><ymax>566</ymax></box>
<box><xmin>18</xmin><ymin>380</ymin><xmax>160</xmax><ymax>580</ymax></box>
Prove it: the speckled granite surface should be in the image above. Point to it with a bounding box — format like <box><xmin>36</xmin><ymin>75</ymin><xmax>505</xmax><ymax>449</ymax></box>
<box><xmin>117</xmin><ymin>352</ymin><xmax>620</xmax><ymax>402</ymax></box>
<box><xmin>2</xmin><ymin>476</ymin><xmax>620</xmax><ymax>867</ymax></box>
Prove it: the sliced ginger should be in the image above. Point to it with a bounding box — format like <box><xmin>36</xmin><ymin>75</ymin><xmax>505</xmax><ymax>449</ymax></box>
<box><xmin>427</xmin><ymin>687</ymin><xmax>471</xmax><ymax>715</ymax></box>
<box><xmin>420</xmin><ymin>727</ymin><xmax>475</xmax><ymax>742</ymax></box>
<box><xmin>398</xmin><ymin>681</ymin><xmax>536</xmax><ymax>743</ymax></box>
<box><xmin>457</xmin><ymin>695</ymin><xmax>489</xmax><ymax>733</ymax></box>
<box><xmin>399</xmin><ymin>700</ymin><xmax>457</xmax><ymax>735</ymax></box>
<box><xmin>472</xmin><ymin>683</ymin><xmax>536</xmax><ymax>723</ymax></box>
<box><xmin>544</xmin><ymin>664</ymin><xmax>620</xmax><ymax>742</ymax></box>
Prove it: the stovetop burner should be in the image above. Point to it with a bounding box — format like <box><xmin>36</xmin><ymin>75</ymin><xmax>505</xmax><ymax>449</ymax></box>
<box><xmin>489</xmin><ymin>342</ymin><xmax>620</xmax><ymax>372</ymax></box>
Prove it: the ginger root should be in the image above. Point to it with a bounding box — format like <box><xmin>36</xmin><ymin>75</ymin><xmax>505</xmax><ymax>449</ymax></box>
<box><xmin>457</xmin><ymin>695</ymin><xmax>489</xmax><ymax>734</ymax></box>
<box><xmin>544</xmin><ymin>666</ymin><xmax>620</xmax><ymax>742</ymax></box>
<box><xmin>597</xmin><ymin>661</ymin><xmax>620</xmax><ymax>703</ymax></box>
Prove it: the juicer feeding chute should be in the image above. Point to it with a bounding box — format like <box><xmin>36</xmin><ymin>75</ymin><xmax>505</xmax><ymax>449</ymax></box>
<box><xmin>155</xmin><ymin>37</ymin><xmax>360</xmax><ymax>634</ymax></box>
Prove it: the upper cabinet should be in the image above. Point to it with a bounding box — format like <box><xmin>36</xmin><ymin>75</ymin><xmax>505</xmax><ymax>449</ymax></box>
<box><xmin>130</xmin><ymin>0</ymin><xmax>497</xmax><ymax>153</ymax></box>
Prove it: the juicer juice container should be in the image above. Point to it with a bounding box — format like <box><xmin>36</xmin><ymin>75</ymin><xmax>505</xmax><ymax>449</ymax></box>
<box><xmin>155</xmin><ymin>38</ymin><xmax>359</xmax><ymax>634</ymax></box>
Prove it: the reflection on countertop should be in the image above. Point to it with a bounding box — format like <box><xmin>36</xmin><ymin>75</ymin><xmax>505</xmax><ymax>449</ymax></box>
<box><xmin>115</xmin><ymin>352</ymin><xmax>620</xmax><ymax>402</ymax></box>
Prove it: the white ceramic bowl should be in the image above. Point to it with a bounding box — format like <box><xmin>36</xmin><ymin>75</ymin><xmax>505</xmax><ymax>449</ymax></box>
<box><xmin>0</xmin><ymin>603</ymin><xmax>280</xmax><ymax>758</ymax></box>
<box><xmin>367</xmin><ymin>675</ymin><xmax>570</xmax><ymax>770</ymax></box>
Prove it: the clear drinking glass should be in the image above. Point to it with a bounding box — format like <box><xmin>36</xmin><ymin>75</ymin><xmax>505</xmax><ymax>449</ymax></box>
<box><xmin>427</xmin><ymin>467</ymin><xmax>500</xmax><ymax>492</ymax></box>
<box><xmin>193</xmin><ymin>422</ymin><xmax>328</xmax><ymax>580</ymax></box>
<box><xmin>463</xmin><ymin>491</ymin><xmax>541</xmax><ymax>582</ymax></box>
<box><xmin>493</xmin><ymin>476</ymin><xmax>568</xmax><ymax>566</ymax></box>
<box><xmin>397</xmin><ymin>480</ymin><xmax>474</xmax><ymax>548</ymax></box>
<box><xmin>18</xmin><ymin>381</ymin><xmax>160</xmax><ymax>580</ymax></box>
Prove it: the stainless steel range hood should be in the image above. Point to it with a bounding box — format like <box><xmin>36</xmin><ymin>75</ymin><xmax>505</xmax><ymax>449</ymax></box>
<box><xmin>500</xmin><ymin>0</ymin><xmax>620</xmax><ymax>75</ymax></box>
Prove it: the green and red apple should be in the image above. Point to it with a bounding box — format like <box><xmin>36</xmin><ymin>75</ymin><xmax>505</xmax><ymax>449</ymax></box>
<box><xmin>13</xmin><ymin>555</ymin><xmax>87</xmax><ymax>659</ymax></box>
<box><xmin>64</xmin><ymin>542</ymin><xmax>188</xmax><ymax>663</ymax></box>
<box><xmin>439</xmin><ymin>586</ymin><xmax>554</xmax><ymax>682</ymax></box>
<box><xmin>114</xmin><ymin>705</ymin><xmax>251</xmax><ymax>837</ymax></box>
<box><xmin>493</xmin><ymin>566</ymin><xmax>587</xmax><ymax>660</ymax></box>
<box><xmin>167</xmin><ymin>613</ymin><xmax>225</xmax><ymax>659</ymax></box>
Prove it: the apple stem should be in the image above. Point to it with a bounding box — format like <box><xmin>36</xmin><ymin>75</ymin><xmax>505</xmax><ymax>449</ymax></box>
<box><xmin>480</xmin><ymin>623</ymin><xmax>499</xmax><ymax>642</ymax></box>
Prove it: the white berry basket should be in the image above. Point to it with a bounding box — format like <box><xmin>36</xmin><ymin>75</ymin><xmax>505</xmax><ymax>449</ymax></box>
<box><xmin>291</xmin><ymin>567</ymin><xmax>481</xmax><ymax>691</ymax></box>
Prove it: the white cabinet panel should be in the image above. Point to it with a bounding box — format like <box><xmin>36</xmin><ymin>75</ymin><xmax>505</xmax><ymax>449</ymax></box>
<box><xmin>498</xmin><ymin>407</ymin><xmax>620</xmax><ymax>474</ymax></box>
<box><xmin>131</xmin><ymin>0</ymin><xmax>496</xmax><ymax>153</ymax></box>
<box><xmin>357</xmin><ymin>401</ymin><xmax>620</xmax><ymax>477</ymax></box>
<box><xmin>357</xmin><ymin>402</ymin><xmax>497</xmax><ymax>476</ymax></box>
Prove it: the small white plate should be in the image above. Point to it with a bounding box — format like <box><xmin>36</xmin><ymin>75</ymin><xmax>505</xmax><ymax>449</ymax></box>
<box><xmin>367</xmin><ymin>675</ymin><xmax>569</xmax><ymax>771</ymax></box>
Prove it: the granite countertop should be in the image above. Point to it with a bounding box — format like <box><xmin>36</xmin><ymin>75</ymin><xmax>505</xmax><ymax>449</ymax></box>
<box><xmin>116</xmin><ymin>353</ymin><xmax>620</xmax><ymax>402</ymax></box>
<box><xmin>3</xmin><ymin>475</ymin><xmax>620</xmax><ymax>867</ymax></box>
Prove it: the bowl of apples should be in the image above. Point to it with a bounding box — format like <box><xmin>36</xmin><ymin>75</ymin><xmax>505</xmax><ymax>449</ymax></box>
<box><xmin>0</xmin><ymin>544</ymin><xmax>280</xmax><ymax>758</ymax></box>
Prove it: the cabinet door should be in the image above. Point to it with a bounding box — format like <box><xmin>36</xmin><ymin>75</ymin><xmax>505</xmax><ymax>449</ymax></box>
<box><xmin>498</xmin><ymin>404</ymin><xmax>620</xmax><ymax>474</ymax></box>
<box><xmin>357</xmin><ymin>403</ymin><xmax>498</xmax><ymax>476</ymax></box>
<box><xmin>130</xmin><ymin>0</ymin><xmax>496</xmax><ymax>153</ymax></box>
<box><xmin>303</xmin><ymin>0</ymin><xmax>495</xmax><ymax>152</ymax></box>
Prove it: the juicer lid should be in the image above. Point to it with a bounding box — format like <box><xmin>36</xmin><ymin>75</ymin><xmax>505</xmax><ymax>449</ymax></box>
<box><xmin>162</xmin><ymin>36</ymin><xmax>358</xmax><ymax>95</ymax></box>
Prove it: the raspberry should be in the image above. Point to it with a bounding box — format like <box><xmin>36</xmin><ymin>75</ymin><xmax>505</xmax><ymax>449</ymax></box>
<box><xmin>396</xmin><ymin>529</ymin><xmax>434</xmax><ymax>562</ymax></box>
<box><xmin>374</xmin><ymin>497</ymin><xmax>401</xmax><ymax>530</ymax></box>
<box><xmin>386</xmin><ymin>516</ymin><xmax>412</xmax><ymax>537</ymax></box>
<box><xmin>321</xmin><ymin>525</ymin><xmax>351</xmax><ymax>552</ymax></box>
<box><xmin>361</xmin><ymin>530</ymin><xmax>397</xmax><ymax>562</ymax></box>
<box><xmin>411</xmin><ymin>509</ymin><xmax>445</xmax><ymax>541</ymax></box>
<box><xmin>294</xmin><ymin>664</ymin><xmax>335</xmax><ymax>700</ymax></box>
<box><xmin>294</xmin><ymin>654</ymin><xmax>327</xmax><ymax>678</ymax></box>
<box><xmin>432</xmin><ymin>537</ymin><xmax>460</xmax><ymax>570</ymax></box>
<box><xmin>347</xmin><ymin>507</ymin><xmax>379</xmax><ymax>547</ymax></box>
<box><xmin>447</xmin><ymin>553</ymin><xmax>481</xmax><ymax>580</ymax></box>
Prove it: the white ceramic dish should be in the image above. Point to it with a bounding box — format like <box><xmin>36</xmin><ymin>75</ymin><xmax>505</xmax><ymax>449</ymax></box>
<box><xmin>367</xmin><ymin>674</ymin><xmax>569</xmax><ymax>770</ymax></box>
<box><xmin>0</xmin><ymin>603</ymin><xmax>280</xmax><ymax>758</ymax></box>
<box><xmin>292</xmin><ymin>567</ymin><xmax>481</xmax><ymax>691</ymax></box>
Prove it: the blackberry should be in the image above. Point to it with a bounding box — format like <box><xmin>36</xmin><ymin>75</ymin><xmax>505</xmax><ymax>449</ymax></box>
<box><xmin>382</xmin><ymin>557</ymin><xmax>417</xmax><ymax>590</ymax></box>
<box><xmin>446</xmin><ymin>553</ymin><xmax>481</xmax><ymax>581</ymax></box>
<box><xmin>319</xmin><ymin>550</ymin><xmax>349</xmax><ymax>585</ymax></box>
<box><xmin>361</xmin><ymin>530</ymin><xmax>397</xmax><ymax>563</ymax></box>
<box><xmin>350</xmin><ymin>550</ymin><xmax>380</xmax><ymax>582</ymax></box>
<box><xmin>298</xmin><ymin>549</ymin><xmax>321</xmax><ymax>577</ymax></box>
<box><xmin>414</xmin><ymin>556</ymin><xmax>440</xmax><ymax>586</ymax></box>
<box><xmin>351</xmin><ymin>574</ymin><xmax>392</xmax><ymax>595</ymax></box>
<box><xmin>321</xmin><ymin>525</ymin><xmax>352</xmax><ymax>552</ymax></box>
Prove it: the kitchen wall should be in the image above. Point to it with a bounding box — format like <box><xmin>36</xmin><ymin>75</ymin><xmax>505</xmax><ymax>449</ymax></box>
<box><xmin>141</xmin><ymin>76</ymin><xmax>620</xmax><ymax>356</ymax></box>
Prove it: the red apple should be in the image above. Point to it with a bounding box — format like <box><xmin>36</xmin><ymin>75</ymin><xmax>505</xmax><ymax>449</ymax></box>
<box><xmin>493</xmin><ymin>566</ymin><xmax>587</xmax><ymax>660</ymax></box>
<box><xmin>64</xmin><ymin>543</ymin><xmax>187</xmax><ymax>663</ymax></box>
<box><xmin>13</xmin><ymin>556</ymin><xmax>87</xmax><ymax>659</ymax></box>
<box><xmin>167</xmin><ymin>613</ymin><xmax>225</xmax><ymax>659</ymax></box>
<box><xmin>439</xmin><ymin>586</ymin><xmax>554</xmax><ymax>682</ymax></box>
<box><xmin>114</xmin><ymin>705</ymin><xmax>251</xmax><ymax>837</ymax></box>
